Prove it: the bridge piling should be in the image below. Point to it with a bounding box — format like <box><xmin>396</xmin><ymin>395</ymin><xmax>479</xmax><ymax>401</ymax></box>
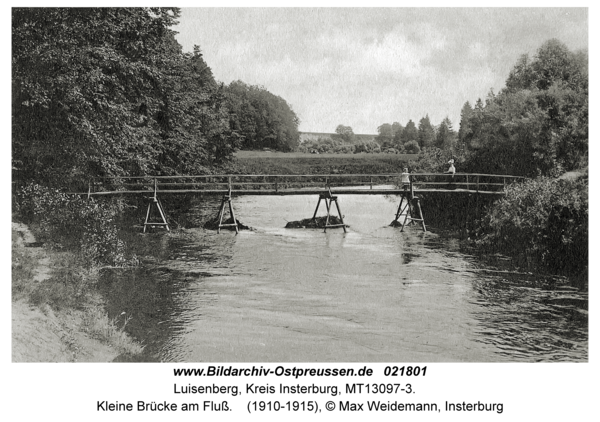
<box><xmin>312</xmin><ymin>188</ymin><xmax>346</xmax><ymax>232</ymax></box>
<box><xmin>392</xmin><ymin>179</ymin><xmax>426</xmax><ymax>232</ymax></box>
<box><xmin>80</xmin><ymin>172</ymin><xmax>522</xmax><ymax>233</ymax></box>
<box><xmin>143</xmin><ymin>178</ymin><xmax>170</xmax><ymax>232</ymax></box>
<box><xmin>216</xmin><ymin>188</ymin><xmax>239</xmax><ymax>234</ymax></box>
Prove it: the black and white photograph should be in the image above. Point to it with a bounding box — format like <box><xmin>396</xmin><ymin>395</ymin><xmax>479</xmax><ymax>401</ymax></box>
<box><xmin>7</xmin><ymin>4</ymin><xmax>594</xmax><ymax>420</ymax></box>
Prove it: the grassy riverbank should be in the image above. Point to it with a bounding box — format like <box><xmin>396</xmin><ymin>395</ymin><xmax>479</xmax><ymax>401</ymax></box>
<box><xmin>12</xmin><ymin>207</ymin><xmax>144</xmax><ymax>362</ymax></box>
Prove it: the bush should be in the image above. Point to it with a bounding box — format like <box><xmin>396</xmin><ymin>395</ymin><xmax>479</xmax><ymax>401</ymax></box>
<box><xmin>408</xmin><ymin>147</ymin><xmax>450</xmax><ymax>173</ymax></box>
<box><xmin>404</xmin><ymin>140</ymin><xmax>421</xmax><ymax>154</ymax></box>
<box><xmin>15</xmin><ymin>183</ymin><xmax>129</xmax><ymax>266</ymax></box>
<box><xmin>474</xmin><ymin>175</ymin><xmax>588</xmax><ymax>276</ymax></box>
<box><xmin>12</xmin><ymin>229</ymin><xmax>37</xmax><ymax>299</ymax></box>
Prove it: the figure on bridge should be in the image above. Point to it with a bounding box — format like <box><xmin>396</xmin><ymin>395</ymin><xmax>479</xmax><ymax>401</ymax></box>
<box><xmin>445</xmin><ymin>159</ymin><xmax>456</xmax><ymax>190</ymax></box>
<box><xmin>445</xmin><ymin>159</ymin><xmax>456</xmax><ymax>176</ymax></box>
<box><xmin>401</xmin><ymin>168</ymin><xmax>410</xmax><ymax>192</ymax></box>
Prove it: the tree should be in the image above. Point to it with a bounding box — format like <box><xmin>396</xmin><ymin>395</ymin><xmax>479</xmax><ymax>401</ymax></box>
<box><xmin>157</xmin><ymin>47</ymin><xmax>239</xmax><ymax>173</ymax></box>
<box><xmin>462</xmin><ymin>39</ymin><xmax>588</xmax><ymax>177</ymax></box>
<box><xmin>404</xmin><ymin>140</ymin><xmax>421</xmax><ymax>154</ymax></box>
<box><xmin>417</xmin><ymin>115</ymin><xmax>436</xmax><ymax>149</ymax></box>
<box><xmin>334</xmin><ymin>124</ymin><xmax>355</xmax><ymax>143</ymax></box>
<box><xmin>12</xmin><ymin>8</ymin><xmax>240</xmax><ymax>188</ymax></box>
<box><xmin>225</xmin><ymin>81</ymin><xmax>300</xmax><ymax>151</ymax></box>
<box><xmin>458</xmin><ymin>102</ymin><xmax>473</xmax><ymax>143</ymax></box>
<box><xmin>435</xmin><ymin>117</ymin><xmax>456</xmax><ymax>151</ymax></box>
<box><xmin>391</xmin><ymin>122</ymin><xmax>404</xmax><ymax>139</ymax></box>
<box><xmin>13</xmin><ymin>8</ymin><xmax>176</xmax><ymax>186</ymax></box>
<box><xmin>456</xmin><ymin>102</ymin><xmax>473</xmax><ymax>156</ymax></box>
<box><xmin>375</xmin><ymin>123</ymin><xmax>394</xmax><ymax>145</ymax></box>
<box><xmin>505</xmin><ymin>38</ymin><xmax>587</xmax><ymax>93</ymax></box>
<box><xmin>400</xmin><ymin>120</ymin><xmax>418</xmax><ymax>145</ymax></box>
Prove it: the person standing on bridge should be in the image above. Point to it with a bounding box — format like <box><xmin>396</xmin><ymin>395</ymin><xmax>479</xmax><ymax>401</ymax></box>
<box><xmin>446</xmin><ymin>159</ymin><xmax>456</xmax><ymax>175</ymax></box>
<box><xmin>445</xmin><ymin>159</ymin><xmax>456</xmax><ymax>189</ymax></box>
<box><xmin>401</xmin><ymin>168</ymin><xmax>411</xmax><ymax>192</ymax></box>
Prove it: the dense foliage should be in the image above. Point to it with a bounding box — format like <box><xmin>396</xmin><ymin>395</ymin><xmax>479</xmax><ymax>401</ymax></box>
<box><xmin>12</xmin><ymin>8</ymin><xmax>239</xmax><ymax>190</ymax></box>
<box><xmin>475</xmin><ymin>176</ymin><xmax>588</xmax><ymax>277</ymax></box>
<box><xmin>443</xmin><ymin>39</ymin><xmax>588</xmax><ymax>280</ymax></box>
<box><xmin>225</xmin><ymin>80</ymin><xmax>300</xmax><ymax>152</ymax></box>
<box><xmin>407</xmin><ymin>147</ymin><xmax>456</xmax><ymax>174</ymax></box>
<box><xmin>15</xmin><ymin>184</ymin><xmax>132</xmax><ymax>267</ymax></box>
<box><xmin>459</xmin><ymin>39</ymin><xmax>588</xmax><ymax>177</ymax></box>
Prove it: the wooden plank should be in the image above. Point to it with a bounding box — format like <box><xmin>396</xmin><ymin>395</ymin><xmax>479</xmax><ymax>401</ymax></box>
<box><xmin>80</xmin><ymin>188</ymin><xmax>504</xmax><ymax>196</ymax></box>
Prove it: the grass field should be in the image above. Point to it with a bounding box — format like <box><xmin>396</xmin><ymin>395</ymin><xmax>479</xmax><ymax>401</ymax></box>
<box><xmin>233</xmin><ymin>151</ymin><xmax>419</xmax><ymax>175</ymax></box>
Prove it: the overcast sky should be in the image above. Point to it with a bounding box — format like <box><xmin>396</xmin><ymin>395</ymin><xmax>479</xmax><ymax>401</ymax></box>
<box><xmin>173</xmin><ymin>8</ymin><xmax>588</xmax><ymax>134</ymax></box>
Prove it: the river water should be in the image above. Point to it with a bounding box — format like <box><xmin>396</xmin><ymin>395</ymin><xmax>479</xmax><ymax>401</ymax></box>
<box><xmin>100</xmin><ymin>192</ymin><xmax>588</xmax><ymax>362</ymax></box>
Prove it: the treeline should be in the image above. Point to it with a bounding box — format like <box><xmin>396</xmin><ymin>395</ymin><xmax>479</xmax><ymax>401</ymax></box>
<box><xmin>458</xmin><ymin>39</ymin><xmax>588</xmax><ymax>279</ymax></box>
<box><xmin>374</xmin><ymin>116</ymin><xmax>456</xmax><ymax>155</ymax></box>
<box><xmin>12</xmin><ymin>8</ymin><xmax>301</xmax><ymax>190</ymax></box>
<box><xmin>458</xmin><ymin>39</ymin><xmax>587</xmax><ymax>177</ymax></box>
<box><xmin>301</xmin><ymin>114</ymin><xmax>457</xmax><ymax>156</ymax></box>
<box><xmin>298</xmin><ymin>122</ymin><xmax>434</xmax><ymax>155</ymax></box>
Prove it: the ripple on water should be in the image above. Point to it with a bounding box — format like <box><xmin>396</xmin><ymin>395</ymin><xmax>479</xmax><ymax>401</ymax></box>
<box><xmin>104</xmin><ymin>194</ymin><xmax>587</xmax><ymax>362</ymax></box>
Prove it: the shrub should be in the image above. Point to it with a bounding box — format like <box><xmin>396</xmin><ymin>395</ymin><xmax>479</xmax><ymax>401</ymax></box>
<box><xmin>474</xmin><ymin>175</ymin><xmax>588</xmax><ymax>276</ymax></box>
<box><xmin>80</xmin><ymin>305</ymin><xmax>144</xmax><ymax>356</ymax></box>
<box><xmin>404</xmin><ymin>140</ymin><xmax>421</xmax><ymax>154</ymax></box>
<box><xmin>15</xmin><ymin>183</ymin><xmax>129</xmax><ymax>266</ymax></box>
<box><xmin>12</xmin><ymin>229</ymin><xmax>37</xmax><ymax>299</ymax></box>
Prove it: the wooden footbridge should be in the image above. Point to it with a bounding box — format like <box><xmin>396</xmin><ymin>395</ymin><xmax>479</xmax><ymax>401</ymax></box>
<box><xmin>84</xmin><ymin>173</ymin><xmax>525</xmax><ymax>233</ymax></box>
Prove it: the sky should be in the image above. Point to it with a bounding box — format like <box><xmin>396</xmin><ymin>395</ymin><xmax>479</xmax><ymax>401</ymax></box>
<box><xmin>172</xmin><ymin>7</ymin><xmax>588</xmax><ymax>135</ymax></box>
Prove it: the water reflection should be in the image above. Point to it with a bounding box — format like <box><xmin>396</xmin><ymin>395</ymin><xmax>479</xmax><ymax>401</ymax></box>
<box><xmin>100</xmin><ymin>226</ymin><xmax>239</xmax><ymax>361</ymax></box>
<box><xmin>102</xmin><ymin>194</ymin><xmax>587</xmax><ymax>362</ymax></box>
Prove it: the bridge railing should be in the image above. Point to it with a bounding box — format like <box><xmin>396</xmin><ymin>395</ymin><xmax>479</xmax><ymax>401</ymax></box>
<box><xmin>87</xmin><ymin>173</ymin><xmax>526</xmax><ymax>196</ymax></box>
<box><xmin>407</xmin><ymin>173</ymin><xmax>526</xmax><ymax>191</ymax></box>
<box><xmin>88</xmin><ymin>174</ymin><xmax>407</xmax><ymax>194</ymax></box>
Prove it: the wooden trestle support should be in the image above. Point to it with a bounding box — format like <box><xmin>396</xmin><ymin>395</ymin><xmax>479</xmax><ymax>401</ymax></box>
<box><xmin>392</xmin><ymin>182</ymin><xmax>426</xmax><ymax>232</ymax></box>
<box><xmin>215</xmin><ymin>188</ymin><xmax>239</xmax><ymax>234</ymax></box>
<box><xmin>143</xmin><ymin>179</ymin><xmax>170</xmax><ymax>233</ymax></box>
<box><xmin>312</xmin><ymin>188</ymin><xmax>347</xmax><ymax>233</ymax></box>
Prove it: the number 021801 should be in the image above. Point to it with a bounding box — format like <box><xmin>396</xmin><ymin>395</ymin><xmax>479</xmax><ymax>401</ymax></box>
<box><xmin>384</xmin><ymin>366</ymin><xmax>427</xmax><ymax>376</ymax></box>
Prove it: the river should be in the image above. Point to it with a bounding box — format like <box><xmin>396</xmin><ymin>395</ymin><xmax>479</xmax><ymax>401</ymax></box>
<box><xmin>99</xmin><ymin>192</ymin><xmax>588</xmax><ymax>362</ymax></box>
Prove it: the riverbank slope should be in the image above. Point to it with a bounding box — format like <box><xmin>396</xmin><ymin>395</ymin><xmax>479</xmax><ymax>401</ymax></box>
<box><xmin>12</xmin><ymin>222</ymin><xmax>142</xmax><ymax>362</ymax></box>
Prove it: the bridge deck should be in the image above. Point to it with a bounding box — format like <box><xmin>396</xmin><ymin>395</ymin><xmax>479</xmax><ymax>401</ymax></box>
<box><xmin>82</xmin><ymin>173</ymin><xmax>525</xmax><ymax>197</ymax></box>
<box><xmin>85</xmin><ymin>187</ymin><xmax>502</xmax><ymax>196</ymax></box>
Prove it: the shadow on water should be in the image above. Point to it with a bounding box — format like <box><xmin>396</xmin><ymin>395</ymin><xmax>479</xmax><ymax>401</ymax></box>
<box><xmin>100</xmin><ymin>223</ymin><xmax>238</xmax><ymax>362</ymax></box>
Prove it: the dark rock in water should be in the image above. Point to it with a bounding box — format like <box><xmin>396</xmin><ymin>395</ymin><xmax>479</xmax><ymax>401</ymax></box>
<box><xmin>389</xmin><ymin>220</ymin><xmax>404</xmax><ymax>228</ymax></box>
<box><xmin>285</xmin><ymin>216</ymin><xmax>347</xmax><ymax>229</ymax></box>
<box><xmin>203</xmin><ymin>217</ymin><xmax>251</xmax><ymax>231</ymax></box>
